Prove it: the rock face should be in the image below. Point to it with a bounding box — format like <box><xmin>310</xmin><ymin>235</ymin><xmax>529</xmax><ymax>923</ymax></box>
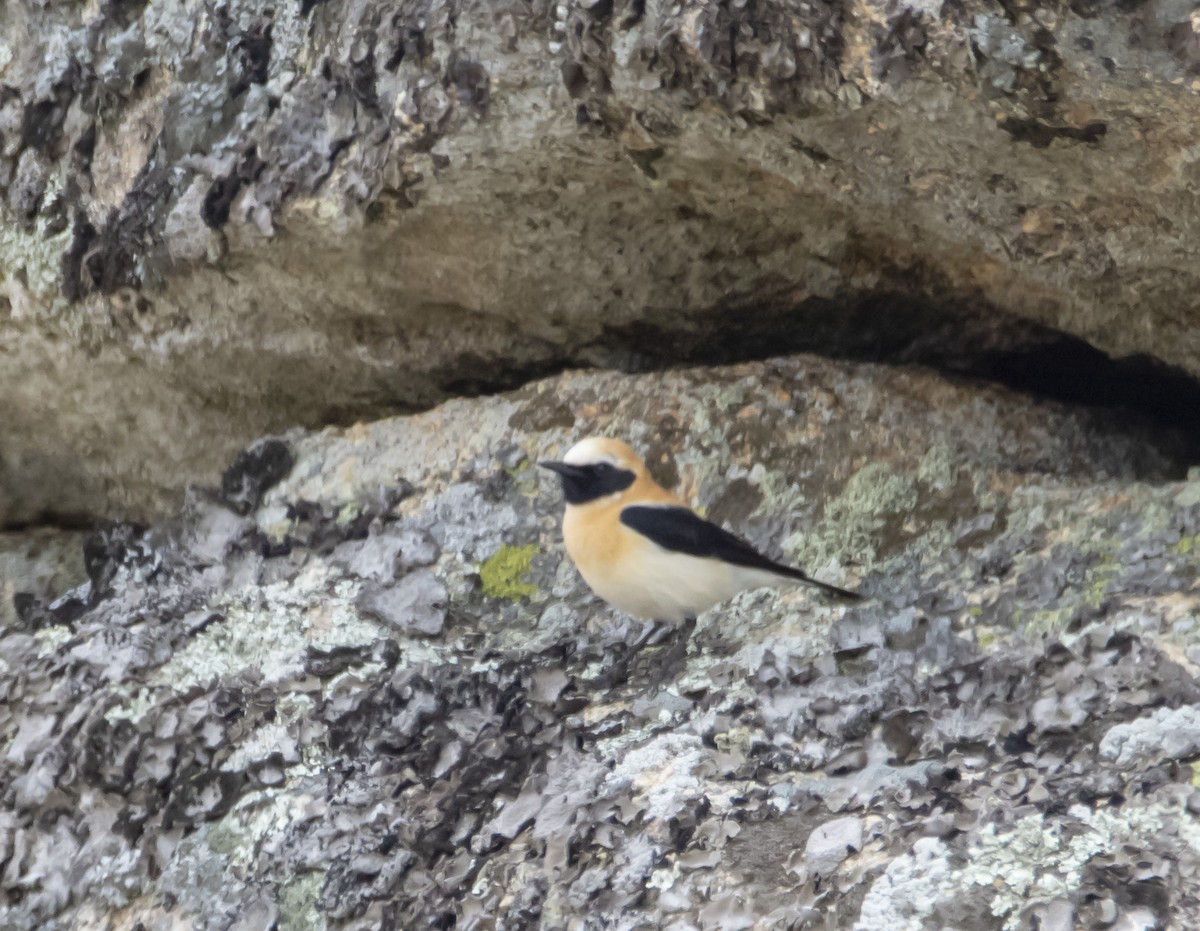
<box><xmin>4</xmin><ymin>357</ymin><xmax>1200</xmax><ymax>929</ymax></box>
<box><xmin>4</xmin><ymin>0</ymin><xmax>1200</xmax><ymax>523</ymax></box>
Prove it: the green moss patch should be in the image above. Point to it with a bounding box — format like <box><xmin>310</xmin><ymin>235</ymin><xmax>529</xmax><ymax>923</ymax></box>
<box><xmin>479</xmin><ymin>544</ymin><xmax>539</xmax><ymax>601</ymax></box>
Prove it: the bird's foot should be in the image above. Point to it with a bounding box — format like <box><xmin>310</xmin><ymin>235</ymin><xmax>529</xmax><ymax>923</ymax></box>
<box><xmin>585</xmin><ymin>620</ymin><xmax>691</xmax><ymax>691</ymax></box>
<box><xmin>588</xmin><ymin>648</ymin><xmax>636</xmax><ymax>690</ymax></box>
<box><xmin>582</xmin><ymin>622</ymin><xmax>648</xmax><ymax>690</ymax></box>
<box><xmin>653</xmin><ymin>617</ymin><xmax>696</xmax><ymax>681</ymax></box>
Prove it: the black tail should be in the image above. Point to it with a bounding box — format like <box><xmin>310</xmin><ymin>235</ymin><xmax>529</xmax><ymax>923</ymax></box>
<box><xmin>774</xmin><ymin>563</ymin><xmax>863</xmax><ymax>601</ymax></box>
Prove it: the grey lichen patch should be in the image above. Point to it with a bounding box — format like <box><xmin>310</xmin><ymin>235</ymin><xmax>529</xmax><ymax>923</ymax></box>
<box><xmin>856</xmin><ymin>798</ymin><xmax>1199</xmax><ymax>931</ymax></box>
<box><xmin>917</xmin><ymin>441</ymin><xmax>958</xmax><ymax>491</ymax></box>
<box><xmin>277</xmin><ymin>873</ymin><xmax>326</xmax><ymax>931</ymax></box>
<box><xmin>154</xmin><ymin>571</ymin><xmax>383</xmax><ymax>692</ymax></box>
<box><xmin>154</xmin><ymin>791</ymin><xmax>315</xmax><ymax>926</ymax></box>
<box><xmin>101</xmin><ymin>687</ymin><xmax>159</xmax><ymax>727</ymax></box>
<box><xmin>32</xmin><ymin>622</ymin><xmax>74</xmax><ymax>656</ymax></box>
<box><xmin>791</xmin><ymin>462</ymin><xmax>920</xmax><ymax>569</ymax></box>
<box><xmin>0</xmin><ymin>180</ymin><xmax>74</xmax><ymax>314</ymax></box>
<box><xmin>153</xmin><ymin>823</ymin><xmax>255</xmax><ymax>924</ymax></box>
<box><xmin>959</xmin><ymin>802</ymin><xmax>1181</xmax><ymax>931</ymax></box>
<box><xmin>1099</xmin><ymin>704</ymin><xmax>1200</xmax><ymax>767</ymax></box>
<box><xmin>855</xmin><ymin>837</ymin><xmax>952</xmax><ymax>931</ymax></box>
<box><xmin>261</xmin><ymin>397</ymin><xmax>525</xmax><ymax>517</ymax></box>
<box><xmin>600</xmin><ymin>732</ymin><xmax>707</xmax><ymax>821</ymax></box>
<box><xmin>221</xmin><ymin>706</ymin><xmax>313</xmax><ymax>778</ymax></box>
<box><xmin>838</xmin><ymin>463</ymin><xmax>921</xmax><ymax>525</ymax></box>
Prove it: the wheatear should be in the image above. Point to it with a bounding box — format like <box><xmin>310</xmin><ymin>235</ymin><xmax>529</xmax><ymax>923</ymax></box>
<box><xmin>540</xmin><ymin>437</ymin><xmax>859</xmax><ymax>672</ymax></box>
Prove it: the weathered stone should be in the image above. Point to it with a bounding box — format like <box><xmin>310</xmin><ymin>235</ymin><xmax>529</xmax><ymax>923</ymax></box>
<box><xmin>355</xmin><ymin>570</ymin><xmax>447</xmax><ymax>636</ymax></box>
<box><xmin>3</xmin><ymin>357</ymin><xmax>1200</xmax><ymax>928</ymax></box>
<box><xmin>3</xmin><ymin>1</ymin><xmax>1200</xmax><ymax>523</ymax></box>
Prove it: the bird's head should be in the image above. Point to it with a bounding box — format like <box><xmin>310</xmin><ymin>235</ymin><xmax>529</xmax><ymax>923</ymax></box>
<box><xmin>539</xmin><ymin>437</ymin><xmax>646</xmax><ymax>506</ymax></box>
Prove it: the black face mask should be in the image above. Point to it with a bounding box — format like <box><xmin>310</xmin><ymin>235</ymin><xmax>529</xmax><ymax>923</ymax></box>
<box><xmin>538</xmin><ymin>461</ymin><xmax>636</xmax><ymax>504</ymax></box>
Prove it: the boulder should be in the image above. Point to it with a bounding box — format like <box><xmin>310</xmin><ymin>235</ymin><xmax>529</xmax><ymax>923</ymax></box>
<box><xmin>4</xmin><ymin>0</ymin><xmax>1200</xmax><ymax>522</ymax></box>
<box><xmin>3</xmin><ymin>356</ymin><xmax>1200</xmax><ymax>928</ymax></box>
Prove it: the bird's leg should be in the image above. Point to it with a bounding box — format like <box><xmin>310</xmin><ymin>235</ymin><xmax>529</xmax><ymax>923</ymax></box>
<box><xmin>655</xmin><ymin>616</ymin><xmax>697</xmax><ymax>678</ymax></box>
<box><xmin>640</xmin><ymin>620</ymin><xmax>675</xmax><ymax>648</ymax></box>
<box><xmin>590</xmin><ymin>620</ymin><xmax>669</xmax><ymax>689</ymax></box>
<box><xmin>588</xmin><ymin>617</ymin><xmax>701</xmax><ymax>689</ymax></box>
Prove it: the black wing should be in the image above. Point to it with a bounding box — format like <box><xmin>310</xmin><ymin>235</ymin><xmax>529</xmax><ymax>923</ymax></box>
<box><xmin>619</xmin><ymin>505</ymin><xmax>861</xmax><ymax>601</ymax></box>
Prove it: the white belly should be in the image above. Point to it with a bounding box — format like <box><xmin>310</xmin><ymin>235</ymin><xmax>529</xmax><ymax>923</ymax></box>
<box><xmin>579</xmin><ymin>546</ymin><xmax>784</xmax><ymax>624</ymax></box>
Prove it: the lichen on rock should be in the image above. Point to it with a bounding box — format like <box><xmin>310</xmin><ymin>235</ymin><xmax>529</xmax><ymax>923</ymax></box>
<box><xmin>3</xmin><ymin>357</ymin><xmax>1200</xmax><ymax>928</ymax></box>
<box><xmin>479</xmin><ymin>543</ymin><xmax>540</xmax><ymax>601</ymax></box>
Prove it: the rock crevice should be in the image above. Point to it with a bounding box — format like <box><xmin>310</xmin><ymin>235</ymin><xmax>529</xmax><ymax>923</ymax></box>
<box><xmin>3</xmin><ymin>0</ymin><xmax>1200</xmax><ymax>522</ymax></box>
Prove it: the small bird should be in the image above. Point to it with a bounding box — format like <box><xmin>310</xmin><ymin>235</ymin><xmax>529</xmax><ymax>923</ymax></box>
<box><xmin>539</xmin><ymin>437</ymin><xmax>859</xmax><ymax>671</ymax></box>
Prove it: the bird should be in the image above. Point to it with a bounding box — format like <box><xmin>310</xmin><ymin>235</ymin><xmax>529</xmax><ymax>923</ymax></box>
<box><xmin>539</xmin><ymin>437</ymin><xmax>860</xmax><ymax>674</ymax></box>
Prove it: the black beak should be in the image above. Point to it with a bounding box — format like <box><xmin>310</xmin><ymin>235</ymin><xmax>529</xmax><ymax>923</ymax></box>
<box><xmin>539</xmin><ymin>459</ymin><xmax>634</xmax><ymax>504</ymax></box>
<box><xmin>538</xmin><ymin>461</ymin><xmax>584</xmax><ymax>479</ymax></box>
